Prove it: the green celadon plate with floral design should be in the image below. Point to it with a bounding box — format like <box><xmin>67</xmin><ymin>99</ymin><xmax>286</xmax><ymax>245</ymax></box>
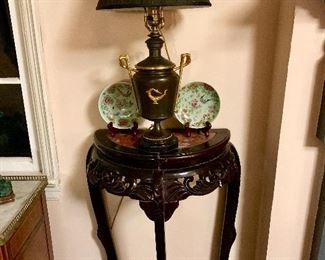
<box><xmin>98</xmin><ymin>82</ymin><xmax>139</xmax><ymax>129</ymax></box>
<box><xmin>175</xmin><ymin>82</ymin><xmax>220</xmax><ymax>129</ymax></box>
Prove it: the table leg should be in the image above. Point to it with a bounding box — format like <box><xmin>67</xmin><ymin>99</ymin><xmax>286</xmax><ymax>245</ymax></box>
<box><xmin>220</xmin><ymin>146</ymin><xmax>241</xmax><ymax>260</ymax></box>
<box><xmin>139</xmin><ymin>200</ymin><xmax>169</xmax><ymax>260</ymax></box>
<box><xmin>87</xmin><ymin>147</ymin><xmax>117</xmax><ymax>260</ymax></box>
<box><xmin>155</xmin><ymin>217</ymin><xmax>166</xmax><ymax>260</ymax></box>
<box><xmin>87</xmin><ymin>178</ymin><xmax>117</xmax><ymax>260</ymax></box>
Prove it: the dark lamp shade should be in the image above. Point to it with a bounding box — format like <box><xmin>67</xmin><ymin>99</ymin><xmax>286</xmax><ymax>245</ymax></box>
<box><xmin>97</xmin><ymin>0</ymin><xmax>211</xmax><ymax>10</ymax></box>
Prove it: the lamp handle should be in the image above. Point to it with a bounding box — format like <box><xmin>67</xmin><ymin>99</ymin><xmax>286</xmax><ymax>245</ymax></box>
<box><xmin>174</xmin><ymin>53</ymin><xmax>191</xmax><ymax>72</ymax></box>
<box><xmin>119</xmin><ymin>55</ymin><xmax>136</xmax><ymax>82</ymax></box>
<box><xmin>176</xmin><ymin>53</ymin><xmax>191</xmax><ymax>88</ymax></box>
<box><xmin>119</xmin><ymin>55</ymin><xmax>141</xmax><ymax>111</ymax></box>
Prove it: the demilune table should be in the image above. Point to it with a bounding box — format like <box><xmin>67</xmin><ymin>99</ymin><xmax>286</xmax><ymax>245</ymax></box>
<box><xmin>86</xmin><ymin>129</ymin><xmax>241</xmax><ymax>260</ymax></box>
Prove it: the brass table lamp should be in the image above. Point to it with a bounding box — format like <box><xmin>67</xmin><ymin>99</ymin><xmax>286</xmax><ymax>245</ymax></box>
<box><xmin>97</xmin><ymin>0</ymin><xmax>211</xmax><ymax>152</ymax></box>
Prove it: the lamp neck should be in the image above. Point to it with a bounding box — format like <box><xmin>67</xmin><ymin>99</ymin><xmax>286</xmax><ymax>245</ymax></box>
<box><xmin>144</xmin><ymin>7</ymin><xmax>164</xmax><ymax>36</ymax></box>
<box><xmin>146</xmin><ymin>37</ymin><xmax>163</xmax><ymax>58</ymax></box>
<box><xmin>135</xmin><ymin>6</ymin><xmax>175</xmax><ymax>70</ymax></box>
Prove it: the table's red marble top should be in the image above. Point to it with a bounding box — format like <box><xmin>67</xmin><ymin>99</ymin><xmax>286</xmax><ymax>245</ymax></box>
<box><xmin>108</xmin><ymin>131</ymin><xmax>216</xmax><ymax>149</ymax></box>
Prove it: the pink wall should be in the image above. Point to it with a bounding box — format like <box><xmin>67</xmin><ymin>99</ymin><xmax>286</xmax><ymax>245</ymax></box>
<box><xmin>37</xmin><ymin>0</ymin><xmax>324</xmax><ymax>259</ymax></box>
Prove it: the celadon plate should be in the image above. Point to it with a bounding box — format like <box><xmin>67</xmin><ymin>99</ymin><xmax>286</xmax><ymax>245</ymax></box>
<box><xmin>98</xmin><ymin>82</ymin><xmax>139</xmax><ymax>129</ymax></box>
<box><xmin>175</xmin><ymin>82</ymin><xmax>220</xmax><ymax>129</ymax></box>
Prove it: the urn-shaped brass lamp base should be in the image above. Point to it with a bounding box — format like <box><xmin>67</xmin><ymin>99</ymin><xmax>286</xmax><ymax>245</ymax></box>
<box><xmin>119</xmin><ymin>7</ymin><xmax>191</xmax><ymax>153</ymax></box>
<box><xmin>97</xmin><ymin>0</ymin><xmax>211</xmax><ymax>153</ymax></box>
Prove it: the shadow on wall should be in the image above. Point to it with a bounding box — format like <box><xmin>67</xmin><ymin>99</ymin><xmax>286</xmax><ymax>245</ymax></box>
<box><xmin>303</xmin><ymin>43</ymin><xmax>325</xmax><ymax>260</ymax></box>
<box><xmin>208</xmin><ymin>1</ymin><xmax>281</xmax><ymax>259</ymax></box>
<box><xmin>298</xmin><ymin>0</ymin><xmax>325</xmax><ymax>29</ymax></box>
<box><xmin>302</xmin><ymin>0</ymin><xmax>325</xmax><ymax>256</ymax></box>
<box><xmin>238</xmin><ymin>1</ymin><xmax>280</xmax><ymax>259</ymax></box>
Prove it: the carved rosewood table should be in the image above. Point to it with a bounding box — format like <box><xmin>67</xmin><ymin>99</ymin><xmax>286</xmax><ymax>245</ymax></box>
<box><xmin>86</xmin><ymin>129</ymin><xmax>240</xmax><ymax>260</ymax></box>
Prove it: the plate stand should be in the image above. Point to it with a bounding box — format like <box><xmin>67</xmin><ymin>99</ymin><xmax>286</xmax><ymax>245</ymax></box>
<box><xmin>107</xmin><ymin>122</ymin><xmax>139</xmax><ymax>137</ymax></box>
<box><xmin>184</xmin><ymin>121</ymin><xmax>212</xmax><ymax>137</ymax></box>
